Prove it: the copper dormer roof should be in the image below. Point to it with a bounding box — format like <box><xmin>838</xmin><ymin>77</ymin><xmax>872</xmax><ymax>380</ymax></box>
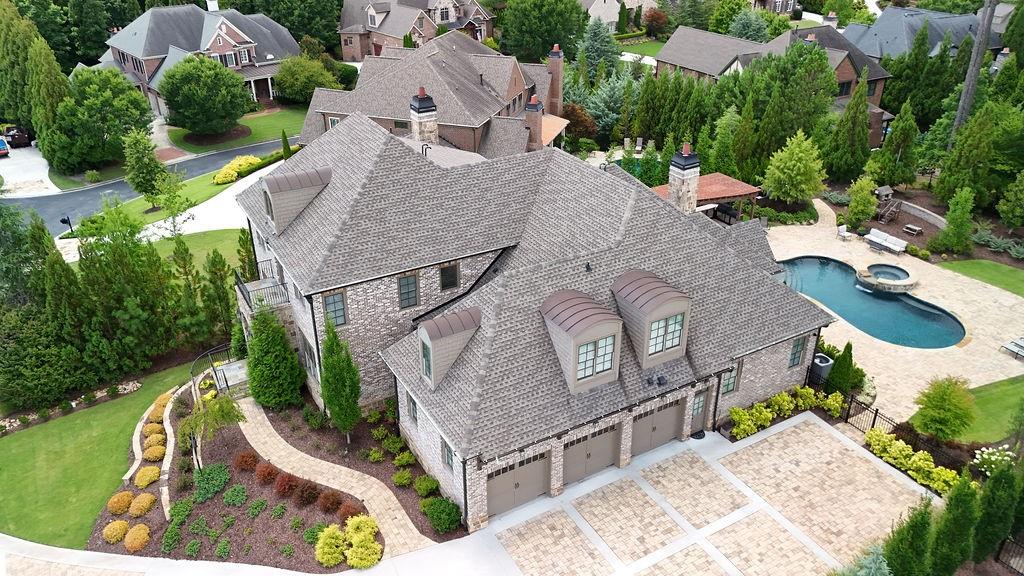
<box><xmin>540</xmin><ymin>289</ymin><xmax>619</xmax><ymax>336</ymax></box>
<box><xmin>420</xmin><ymin>307</ymin><xmax>482</xmax><ymax>340</ymax></box>
<box><xmin>612</xmin><ymin>270</ymin><xmax>689</xmax><ymax>313</ymax></box>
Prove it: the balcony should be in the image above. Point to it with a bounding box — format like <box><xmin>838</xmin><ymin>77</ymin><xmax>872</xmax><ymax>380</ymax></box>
<box><xmin>236</xmin><ymin>269</ymin><xmax>289</xmax><ymax>310</ymax></box>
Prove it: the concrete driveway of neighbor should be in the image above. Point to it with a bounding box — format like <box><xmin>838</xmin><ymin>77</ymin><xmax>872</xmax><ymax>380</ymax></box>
<box><xmin>0</xmin><ymin>145</ymin><xmax>58</xmax><ymax>196</ymax></box>
<box><xmin>767</xmin><ymin>200</ymin><xmax>1024</xmax><ymax>421</ymax></box>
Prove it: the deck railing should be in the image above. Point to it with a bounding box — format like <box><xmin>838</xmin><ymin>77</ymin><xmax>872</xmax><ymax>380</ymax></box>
<box><xmin>235</xmin><ymin>269</ymin><xmax>289</xmax><ymax>309</ymax></box>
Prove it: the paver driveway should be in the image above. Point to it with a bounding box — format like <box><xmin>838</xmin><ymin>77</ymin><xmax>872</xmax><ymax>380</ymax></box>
<box><xmin>495</xmin><ymin>412</ymin><xmax>928</xmax><ymax>576</ymax></box>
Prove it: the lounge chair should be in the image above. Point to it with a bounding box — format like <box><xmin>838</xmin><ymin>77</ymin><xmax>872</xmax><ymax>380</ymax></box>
<box><xmin>1002</xmin><ymin>338</ymin><xmax>1024</xmax><ymax>360</ymax></box>
<box><xmin>837</xmin><ymin>225</ymin><xmax>854</xmax><ymax>241</ymax></box>
<box><xmin>635</xmin><ymin>137</ymin><xmax>643</xmax><ymax>154</ymax></box>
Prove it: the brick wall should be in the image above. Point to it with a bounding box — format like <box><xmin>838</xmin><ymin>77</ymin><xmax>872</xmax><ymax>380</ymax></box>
<box><xmin>397</xmin><ymin>381</ymin><xmax>466</xmax><ymax>506</ymax></box>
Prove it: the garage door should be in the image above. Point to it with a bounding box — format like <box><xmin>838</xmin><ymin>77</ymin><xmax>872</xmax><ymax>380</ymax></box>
<box><xmin>486</xmin><ymin>452</ymin><xmax>550</xmax><ymax>516</ymax></box>
<box><xmin>631</xmin><ymin>399</ymin><xmax>682</xmax><ymax>456</ymax></box>
<box><xmin>563</xmin><ymin>424</ymin><xmax>620</xmax><ymax>486</ymax></box>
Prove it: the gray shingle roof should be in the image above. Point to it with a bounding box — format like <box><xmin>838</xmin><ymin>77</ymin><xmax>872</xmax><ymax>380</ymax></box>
<box><xmin>477</xmin><ymin>116</ymin><xmax>529</xmax><ymax>158</ymax></box>
<box><xmin>299</xmin><ymin>88</ymin><xmax>349</xmax><ymax>144</ymax></box>
<box><xmin>342</xmin><ymin>0</ymin><xmax>492</xmax><ymax>32</ymax></box>
<box><xmin>380</xmin><ymin>171</ymin><xmax>832</xmax><ymax>460</ymax></box>
<box><xmin>842</xmin><ymin>6</ymin><xmax>1003</xmax><ymax>60</ymax></box>
<box><xmin>149</xmin><ymin>45</ymin><xmax>192</xmax><ymax>89</ymax></box>
<box><xmin>520</xmin><ymin>63</ymin><xmax>552</xmax><ymax>108</ymax></box>
<box><xmin>780</xmin><ymin>26</ymin><xmax>891</xmax><ymax>81</ymax></box>
<box><xmin>657</xmin><ymin>26</ymin><xmax>766</xmax><ymax>77</ymax></box>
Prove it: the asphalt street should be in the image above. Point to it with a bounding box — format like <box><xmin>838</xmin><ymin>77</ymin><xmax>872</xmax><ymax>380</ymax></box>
<box><xmin>0</xmin><ymin>138</ymin><xmax>290</xmax><ymax>234</ymax></box>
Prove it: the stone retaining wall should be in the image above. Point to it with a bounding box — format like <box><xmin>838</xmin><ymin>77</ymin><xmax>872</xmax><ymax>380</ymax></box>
<box><xmin>902</xmin><ymin>201</ymin><xmax>947</xmax><ymax>230</ymax></box>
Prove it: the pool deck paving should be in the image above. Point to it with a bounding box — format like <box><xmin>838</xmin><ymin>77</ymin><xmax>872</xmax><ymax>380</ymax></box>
<box><xmin>768</xmin><ymin>200</ymin><xmax>1024</xmax><ymax>421</ymax></box>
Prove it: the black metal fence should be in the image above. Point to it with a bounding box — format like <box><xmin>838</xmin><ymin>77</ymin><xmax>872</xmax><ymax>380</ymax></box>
<box><xmin>235</xmin><ymin>269</ymin><xmax>289</xmax><ymax>309</ymax></box>
<box><xmin>999</xmin><ymin>538</ymin><xmax>1024</xmax><ymax>574</ymax></box>
<box><xmin>189</xmin><ymin>342</ymin><xmax>235</xmax><ymax>389</ymax></box>
<box><xmin>257</xmin><ymin>258</ymin><xmax>275</xmax><ymax>280</ymax></box>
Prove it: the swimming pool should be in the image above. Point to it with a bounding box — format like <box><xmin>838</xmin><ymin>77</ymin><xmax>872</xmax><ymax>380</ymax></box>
<box><xmin>868</xmin><ymin>264</ymin><xmax>910</xmax><ymax>281</ymax></box>
<box><xmin>782</xmin><ymin>256</ymin><xmax>965</xmax><ymax>349</ymax></box>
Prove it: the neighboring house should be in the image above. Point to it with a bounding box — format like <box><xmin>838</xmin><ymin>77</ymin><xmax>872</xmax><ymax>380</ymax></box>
<box><xmin>340</xmin><ymin>0</ymin><xmax>494</xmax><ymax>62</ymax></box>
<box><xmin>752</xmin><ymin>0</ymin><xmax>796</xmax><ymax>15</ymax></box>
<box><xmin>843</xmin><ymin>6</ymin><xmax>1004</xmax><ymax>61</ymax></box>
<box><xmin>235</xmin><ymin>112</ymin><xmax>832</xmax><ymax>531</ymax></box>
<box><xmin>988</xmin><ymin>2</ymin><xmax>1017</xmax><ymax>35</ymax></box>
<box><xmin>579</xmin><ymin>0</ymin><xmax>621</xmax><ymax>28</ymax></box>
<box><xmin>299</xmin><ymin>31</ymin><xmax>569</xmax><ymax>158</ymax></box>
<box><xmin>656</xmin><ymin>26</ymin><xmax>894</xmax><ymax>147</ymax></box>
<box><xmin>94</xmin><ymin>1</ymin><xmax>299</xmax><ymax>116</ymax></box>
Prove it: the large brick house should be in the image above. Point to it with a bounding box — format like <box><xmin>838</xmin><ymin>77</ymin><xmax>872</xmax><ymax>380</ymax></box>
<box><xmin>656</xmin><ymin>25</ymin><xmax>893</xmax><ymax>147</ymax></box>
<box><xmin>339</xmin><ymin>0</ymin><xmax>494</xmax><ymax>62</ymax></box>
<box><xmin>843</xmin><ymin>6</ymin><xmax>1005</xmax><ymax>61</ymax></box>
<box><xmin>95</xmin><ymin>2</ymin><xmax>299</xmax><ymax>116</ymax></box>
<box><xmin>300</xmin><ymin>31</ymin><xmax>569</xmax><ymax>158</ymax></box>
<box><xmin>235</xmin><ymin>111</ymin><xmax>832</xmax><ymax>530</ymax></box>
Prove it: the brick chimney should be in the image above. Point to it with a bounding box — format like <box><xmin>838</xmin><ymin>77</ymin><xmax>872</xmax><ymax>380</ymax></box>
<box><xmin>804</xmin><ymin>33</ymin><xmax>817</xmax><ymax>45</ymax></box>
<box><xmin>547</xmin><ymin>44</ymin><xmax>563</xmax><ymax>117</ymax></box>
<box><xmin>823</xmin><ymin>11</ymin><xmax>838</xmax><ymax>28</ymax></box>
<box><xmin>667</xmin><ymin>143</ymin><xmax>700</xmax><ymax>214</ymax></box>
<box><xmin>410</xmin><ymin>86</ymin><xmax>438</xmax><ymax>144</ymax></box>
<box><xmin>525</xmin><ymin>94</ymin><xmax>544</xmax><ymax>151</ymax></box>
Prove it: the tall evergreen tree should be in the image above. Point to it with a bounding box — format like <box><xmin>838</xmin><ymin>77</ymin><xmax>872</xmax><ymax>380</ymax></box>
<box><xmin>993</xmin><ymin>54</ymin><xmax>1022</xmax><ymax>102</ymax></box>
<box><xmin>15</xmin><ymin>0</ymin><xmax>73</xmax><ymax>70</ymax></box>
<box><xmin>500</xmin><ymin>0</ymin><xmax>586</xmax><ymax>62</ymax></box>
<box><xmin>710</xmin><ymin>105</ymin><xmax>740</xmax><ymax>179</ymax></box>
<box><xmin>755</xmin><ymin>82</ymin><xmax>790</xmax><ymax>169</ymax></box>
<box><xmin>0</xmin><ymin>3</ymin><xmax>38</xmax><ymax>129</ymax></box>
<box><xmin>930</xmin><ymin>472</ymin><xmax>980</xmax><ymax>576</ymax></box>
<box><xmin>929</xmin><ymin>188</ymin><xmax>976</xmax><ymax>255</ymax></box>
<box><xmin>727</xmin><ymin>9</ymin><xmax>769</xmax><ymax>42</ymax></box>
<box><xmin>883</xmin><ymin>499</ymin><xmax>932</xmax><ymax>576</ymax></box>
<box><xmin>320</xmin><ymin>327</ymin><xmax>361</xmax><ymax>442</ymax></box>
<box><xmin>695</xmin><ymin>125</ymin><xmax>712</xmax><ymax>174</ymax></box>
<box><xmin>123</xmin><ymin>128</ymin><xmax>168</xmax><ymax>207</ymax></box>
<box><xmin>68</xmin><ymin>0</ymin><xmax>108</xmax><ymax>63</ymax></box>
<box><xmin>824</xmin><ymin>68</ymin><xmax>871</xmax><ymax>182</ymax></box>
<box><xmin>974</xmin><ymin>464</ymin><xmax>1020</xmax><ymax>562</ymax></box>
<box><xmin>201</xmin><ymin>249</ymin><xmax>233</xmax><ymax>343</ymax></box>
<box><xmin>935</xmin><ymin>101</ymin><xmax>996</xmax><ymax>205</ymax></box>
<box><xmin>247</xmin><ymin>305</ymin><xmax>305</xmax><ymax>410</ymax></box>
<box><xmin>632</xmin><ymin>70</ymin><xmax>659</xmax><ymax>141</ymax></box>
<box><xmin>912</xmin><ymin>35</ymin><xmax>953</xmax><ymax>129</ymax></box>
<box><xmin>881</xmin><ymin>25</ymin><xmax>930</xmax><ymax>116</ymax></box>
<box><xmin>616</xmin><ymin>1</ymin><xmax>628</xmax><ymax>33</ymax></box>
<box><xmin>867</xmin><ymin>100</ymin><xmax>918</xmax><ymax>188</ymax></box>
<box><xmin>26</xmin><ymin>36</ymin><xmax>68</xmax><ymax>158</ymax></box>
<box><xmin>0</xmin><ymin>204</ymin><xmax>31</xmax><ymax>307</ymax></box>
<box><xmin>43</xmin><ymin>249</ymin><xmax>86</xmax><ymax>347</ymax></box>
<box><xmin>1005</xmin><ymin>3</ymin><xmax>1024</xmax><ymax>64</ymax></box>
<box><xmin>733</xmin><ymin>93</ymin><xmax>759</xmax><ymax>183</ymax></box>
<box><xmin>171</xmin><ymin>238</ymin><xmax>208</xmax><ymax>346</ymax></box>
<box><xmin>659</xmin><ymin>132</ymin><xmax>676</xmax><ymax>184</ymax></box>
<box><xmin>237</xmin><ymin>228</ymin><xmax>258</xmax><ymax>282</ymax></box>
<box><xmin>638</xmin><ymin>143</ymin><xmax>661</xmax><ymax>186</ymax></box>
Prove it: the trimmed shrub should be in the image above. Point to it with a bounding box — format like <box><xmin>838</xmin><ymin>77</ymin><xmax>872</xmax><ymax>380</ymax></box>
<box><xmin>184</xmin><ymin>539</ymin><xmax>200</xmax><ymax>557</ymax></box>
<box><xmin>749</xmin><ymin>403</ymin><xmax>774</xmax><ymax>428</ymax></box>
<box><xmin>143</xmin><ymin>445</ymin><xmax>166</xmax><ymax>462</ymax></box>
<box><xmin>215</xmin><ymin>538</ymin><xmax>230</xmax><ymax>559</ymax></box>
<box><xmin>255</xmin><ymin>462</ymin><xmax>280</xmax><ymax>485</ymax></box>
<box><xmin>768</xmin><ymin>392</ymin><xmax>796</xmax><ymax>418</ymax></box>
<box><xmin>818</xmin><ymin>391</ymin><xmax>845</xmax><ymax>418</ymax></box>
<box><xmin>371</xmin><ymin>425</ymin><xmax>390</xmax><ymax>441</ymax></box>
<box><xmin>134</xmin><ymin>466</ymin><xmax>160</xmax><ymax>488</ymax></box>
<box><xmin>193</xmin><ymin>463</ymin><xmax>231</xmax><ymax>503</ymax></box>
<box><xmin>129</xmin><ymin>493</ymin><xmax>157</xmax><ymax>517</ymax></box>
<box><xmin>368</xmin><ymin>448</ymin><xmax>385</xmax><ymax>463</ymax></box>
<box><xmin>223</xmin><ymin>484</ymin><xmax>248</xmax><ymax>507</ymax></box>
<box><xmin>124</xmin><ymin>524</ymin><xmax>151</xmax><ymax>553</ymax></box>
<box><xmin>294</xmin><ymin>480</ymin><xmax>321</xmax><ymax>507</ymax></box>
<box><xmin>414</xmin><ymin>475</ymin><xmax>440</xmax><ymax>498</ymax></box>
<box><xmin>346</xmin><ymin>539</ymin><xmax>384</xmax><ymax>569</ymax></box>
<box><xmin>338</xmin><ymin>500</ymin><xmax>362</xmax><ymax>521</ymax></box>
<box><xmin>729</xmin><ymin>407</ymin><xmax>758</xmax><ymax>440</ymax></box>
<box><xmin>280</xmin><ymin>543</ymin><xmax>295</xmax><ymax>558</ymax></box>
<box><xmin>175</xmin><ymin>473</ymin><xmax>193</xmax><ymax>492</ymax></box>
<box><xmin>271</xmin><ymin>503</ymin><xmax>286</xmax><ymax>520</ymax></box>
<box><xmin>212</xmin><ymin>168</ymin><xmax>238</xmax><ymax>185</ymax></box>
<box><xmin>232</xmin><ymin>450</ymin><xmax>259</xmax><ymax>472</ymax></box>
<box><xmin>381</xmin><ymin>434</ymin><xmax>406</xmax><ymax>454</ymax></box>
<box><xmin>419</xmin><ymin>497</ymin><xmax>437</xmax><ymax>514</ymax></box>
<box><xmin>317</xmin><ymin>490</ymin><xmax>344</xmax><ymax>514</ymax></box>
<box><xmin>392</xmin><ymin>469</ymin><xmax>413</xmax><ymax>487</ymax></box>
<box><xmin>393</xmin><ymin>450</ymin><xmax>416</xmax><ymax>467</ymax></box>
<box><xmin>247</xmin><ymin>498</ymin><xmax>268</xmax><ymax>519</ymax></box>
<box><xmin>103</xmin><ymin>520</ymin><xmax>130</xmax><ymax>544</ymax></box>
<box><xmin>107</xmin><ymin>491</ymin><xmax>135</xmax><ymax>515</ymax></box>
<box><xmin>314</xmin><ymin>524</ymin><xmax>346</xmax><ymax>568</ymax></box>
<box><xmin>865</xmin><ymin>428</ymin><xmax>959</xmax><ymax>494</ymax></box>
<box><xmin>290</xmin><ymin>516</ymin><xmax>305</xmax><ymax>532</ymax></box>
<box><xmin>793</xmin><ymin>386</ymin><xmax>818</xmax><ymax>411</ymax></box>
<box><xmin>147</xmin><ymin>409</ymin><xmax>163</xmax><ymax>423</ymax></box>
<box><xmin>161</xmin><ymin>523</ymin><xmax>182</xmax><ymax>553</ymax></box>
<box><xmin>143</xmin><ymin>434</ymin><xmax>166</xmax><ymax>449</ymax></box>
<box><xmin>423</xmin><ymin>497</ymin><xmax>461</xmax><ymax>534</ymax></box>
<box><xmin>274</xmin><ymin>472</ymin><xmax>300</xmax><ymax>498</ymax></box>
<box><xmin>142</xmin><ymin>423</ymin><xmax>163</xmax><ymax>437</ymax></box>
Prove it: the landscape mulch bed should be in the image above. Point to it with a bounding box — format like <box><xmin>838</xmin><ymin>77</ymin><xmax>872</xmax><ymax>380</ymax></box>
<box><xmin>263</xmin><ymin>391</ymin><xmax>468</xmax><ymax>543</ymax></box>
<box><xmin>182</xmin><ymin>125</ymin><xmax>252</xmax><ymax>146</ymax></box>
<box><xmin>87</xmin><ymin>390</ymin><xmax>377</xmax><ymax>572</ymax></box>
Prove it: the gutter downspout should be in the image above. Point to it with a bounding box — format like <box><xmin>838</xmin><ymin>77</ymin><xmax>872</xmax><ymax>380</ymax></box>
<box><xmin>711</xmin><ymin>370</ymin><xmax>727</xmax><ymax>432</ymax></box>
<box><xmin>307</xmin><ymin>295</ymin><xmax>321</xmax><ymax>370</ymax></box>
<box><xmin>461</xmin><ymin>456</ymin><xmax>469</xmax><ymax>526</ymax></box>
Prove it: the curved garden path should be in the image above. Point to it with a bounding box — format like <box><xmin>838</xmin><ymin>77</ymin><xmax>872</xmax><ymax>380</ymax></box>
<box><xmin>235</xmin><ymin>397</ymin><xmax>434</xmax><ymax>559</ymax></box>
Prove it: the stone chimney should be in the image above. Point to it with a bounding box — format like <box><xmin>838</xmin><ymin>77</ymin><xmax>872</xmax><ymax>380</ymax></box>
<box><xmin>525</xmin><ymin>94</ymin><xmax>544</xmax><ymax>151</ymax></box>
<box><xmin>206</xmin><ymin>0</ymin><xmax>219</xmax><ymax>11</ymax></box>
<box><xmin>667</xmin><ymin>142</ymin><xmax>700</xmax><ymax>214</ymax></box>
<box><xmin>410</xmin><ymin>86</ymin><xmax>438</xmax><ymax>144</ymax></box>
<box><xmin>547</xmin><ymin>44</ymin><xmax>564</xmax><ymax>117</ymax></box>
<box><xmin>823</xmin><ymin>11</ymin><xmax>838</xmax><ymax>28</ymax></box>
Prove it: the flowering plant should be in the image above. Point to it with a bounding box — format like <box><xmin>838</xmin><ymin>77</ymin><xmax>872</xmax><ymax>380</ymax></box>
<box><xmin>973</xmin><ymin>445</ymin><xmax>1016</xmax><ymax>477</ymax></box>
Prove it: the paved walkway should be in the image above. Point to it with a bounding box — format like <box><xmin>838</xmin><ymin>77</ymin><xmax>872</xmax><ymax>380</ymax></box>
<box><xmin>235</xmin><ymin>397</ymin><xmax>434</xmax><ymax>559</ymax></box>
<box><xmin>768</xmin><ymin>200</ymin><xmax>1024</xmax><ymax>420</ymax></box>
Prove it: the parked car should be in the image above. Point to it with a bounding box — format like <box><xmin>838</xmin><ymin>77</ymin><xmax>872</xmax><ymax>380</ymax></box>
<box><xmin>0</xmin><ymin>138</ymin><xmax>8</xmax><ymax>158</ymax></box>
<box><xmin>2</xmin><ymin>126</ymin><xmax>31</xmax><ymax>148</ymax></box>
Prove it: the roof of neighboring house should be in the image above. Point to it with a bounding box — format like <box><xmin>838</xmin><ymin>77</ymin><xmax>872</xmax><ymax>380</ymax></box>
<box><xmin>775</xmin><ymin>26</ymin><xmax>891</xmax><ymax>81</ymax></box>
<box><xmin>650</xmin><ymin>172</ymin><xmax>760</xmax><ymax>203</ymax></box>
<box><xmin>842</xmin><ymin>6</ymin><xmax>1003</xmax><ymax>60</ymax></box>
<box><xmin>477</xmin><ymin>116</ymin><xmax>530</xmax><ymax>158</ymax></box>
<box><xmin>988</xmin><ymin>2</ymin><xmax>1016</xmax><ymax>34</ymax></box>
<box><xmin>341</xmin><ymin>0</ymin><xmax>492</xmax><ymax>35</ymax></box>
<box><xmin>372</xmin><ymin>3</ymin><xmax>429</xmax><ymax>38</ymax></box>
<box><xmin>656</xmin><ymin>26</ymin><xmax>767</xmax><ymax>77</ymax></box>
<box><xmin>105</xmin><ymin>4</ymin><xmax>298</xmax><ymax>63</ymax></box>
<box><xmin>149</xmin><ymin>45</ymin><xmax>192</xmax><ymax>89</ymax></box>
<box><xmin>370</xmin><ymin>153</ymin><xmax>830</xmax><ymax>461</ymax></box>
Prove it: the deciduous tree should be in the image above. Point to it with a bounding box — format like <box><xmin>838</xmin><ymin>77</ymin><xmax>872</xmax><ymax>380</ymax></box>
<box><xmin>709</xmin><ymin>0</ymin><xmax>746</xmax><ymax>33</ymax></box>
<box><xmin>845</xmin><ymin>176</ymin><xmax>878</xmax><ymax>230</ymax></box>
<box><xmin>642</xmin><ymin>7</ymin><xmax>668</xmax><ymax>35</ymax></box>
<box><xmin>68</xmin><ymin>0</ymin><xmax>108</xmax><ymax>63</ymax></box>
<box><xmin>866</xmin><ymin>101</ymin><xmax>918</xmax><ymax>188</ymax></box>
<box><xmin>913</xmin><ymin>375</ymin><xmax>976</xmax><ymax>441</ymax></box>
<box><xmin>159</xmin><ymin>55</ymin><xmax>252</xmax><ymax>135</ymax></box>
<box><xmin>123</xmin><ymin>128</ymin><xmax>168</xmax><ymax>207</ymax></box>
<box><xmin>178</xmin><ymin>394</ymin><xmax>247</xmax><ymax>446</ymax></box>
<box><xmin>274</xmin><ymin>56</ymin><xmax>342</xmax><ymax>104</ymax></box>
<box><xmin>997</xmin><ymin>171</ymin><xmax>1024</xmax><ymax>233</ymax></box>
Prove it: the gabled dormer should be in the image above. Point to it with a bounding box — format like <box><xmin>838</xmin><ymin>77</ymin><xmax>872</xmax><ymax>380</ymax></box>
<box><xmin>261</xmin><ymin>166</ymin><xmax>332</xmax><ymax>233</ymax></box>
<box><xmin>417</xmin><ymin>307</ymin><xmax>481</xmax><ymax>390</ymax></box>
<box><xmin>540</xmin><ymin>290</ymin><xmax>623</xmax><ymax>394</ymax></box>
<box><xmin>611</xmin><ymin>270</ymin><xmax>691</xmax><ymax>370</ymax></box>
<box><xmin>367</xmin><ymin>3</ymin><xmax>388</xmax><ymax>28</ymax></box>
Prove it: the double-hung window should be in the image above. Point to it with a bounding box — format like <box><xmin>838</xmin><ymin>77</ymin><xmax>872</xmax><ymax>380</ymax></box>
<box><xmin>239</xmin><ymin>49</ymin><xmax>249</xmax><ymax>64</ymax></box>
<box><xmin>576</xmin><ymin>335</ymin><xmax>614</xmax><ymax>380</ymax></box>
<box><xmin>398</xmin><ymin>274</ymin><xmax>419</xmax><ymax>309</ymax></box>
<box><xmin>721</xmin><ymin>367</ymin><xmax>737</xmax><ymax>394</ymax></box>
<box><xmin>442</xmin><ymin>440</ymin><xmax>454</xmax><ymax>468</ymax></box>
<box><xmin>407</xmin><ymin>393</ymin><xmax>418</xmax><ymax>423</ymax></box>
<box><xmin>324</xmin><ymin>292</ymin><xmax>347</xmax><ymax>327</ymax></box>
<box><xmin>421</xmin><ymin>340</ymin><xmax>432</xmax><ymax>379</ymax></box>
<box><xmin>439</xmin><ymin>262</ymin><xmax>459</xmax><ymax>290</ymax></box>
<box><xmin>648</xmin><ymin>313</ymin><xmax>684</xmax><ymax>355</ymax></box>
<box><xmin>838</xmin><ymin>81</ymin><xmax>852</xmax><ymax>97</ymax></box>
<box><xmin>439</xmin><ymin>7</ymin><xmax>450</xmax><ymax>20</ymax></box>
<box><xmin>789</xmin><ymin>336</ymin><xmax>806</xmax><ymax>368</ymax></box>
<box><xmin>368</xmin><ymin>13</ymin><xmax>376</xmax><ymax>26</ymax></box>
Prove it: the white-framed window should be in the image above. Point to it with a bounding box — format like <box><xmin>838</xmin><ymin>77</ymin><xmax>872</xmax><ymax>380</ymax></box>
<box><xmin>323</xmin><ymin>292</ymin><xmax>347</xmax><ymax>327</ymax></box>
<box><xmin>223</xmin><ymin>52</ymin><xmax>236</xmax><ymax>67</ymax></box>
<box><xmin>217</xmin><ymin>36</ymin><xmax>223</xmax><ymax>46</ymax></box>
<box><xmin>439</xmin><ymin>6</ymin><xmax>449</xmax><ymax>20</ymax></box>
<box><xmin>239</xmin><ymin>49</ymin><xmax>249</xmax><ymax>64</ymax></box>
<box><xmin>576</xmin><ymin>335</ymin><xmax>614</xmax><ymax>380</ymax></box>
<box><xmin>648</xmin><ymin>313</ymin><xmax>684</xmax><ymax>355</ymax></box>
<box><xmin>442</xmin><ymin>439</ymin><xmax>454</xmax><ymax>468</ymax></box>
<box><xmin>328</xmin><ymin>116</ymin><xmax>341</xmax><ymax>128</ymax></box>
<box><xmin>789</xmin><ymin>336</ymin><xmax>807</xmax><ymax>368</ymax></box>
<box><xmin>369</xmin><ymin>12</ymin><xmax>377</xmax><ymax>26</ymax></box>
<box><xmin>407</xmin><ymin>392</ymin><xmax>418</xmax><ymax>423</ymax></box>
<box><xmin>421</xmin><ymin>339</ymin><xmax>432</xmax><ymax>379</ymax></box>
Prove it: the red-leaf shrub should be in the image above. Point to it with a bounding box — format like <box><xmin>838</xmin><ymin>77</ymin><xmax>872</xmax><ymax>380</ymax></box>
<box><xmin>255</xmin><ymin>462</ymin><xmax>280</xmax><ymax>485</ymax></box>
<box><xmin>293</xmin><ymin>479</ymin><xmax>321</xmax><ymax>507</ymax></box>
<box><xmin>338</xmin><ymin>500</ymin><xmax>363</xmax><ymax>522</ymax></box>
<box><xmin>317</xmin><ymin>490</ymin><xmax>344</xmax><ymax>514</ymax></box>
<box><xmin>233</xmin><ymin>450</ymin><xmax>259</xmax><ymax>472</ymax></box>
<box><xmin>274</xmin><ymin>472</ymin><xmax>299</xmax><ymax>497</ymax></box>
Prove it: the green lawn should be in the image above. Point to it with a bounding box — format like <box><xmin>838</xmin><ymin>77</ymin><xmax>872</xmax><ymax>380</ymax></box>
<box><xmin>791</xmin><ymin>19</ymin><xmax>823</xmax><ymax>29</ymax></box>
<box><xmin>910</xmin><ymin>375</ymin><xmax>1024</xmax><ymax>444</ymax></box>
<box><xmin>0</xmin><ymin>363</ymin><xmax>189</xmax><ymax>548</ymax></box>
<box><xmin>151</xmin><ymin>228</ymin><xmax>242</xmax><ymax>268</ymax></box>
<box><xmin>939</xmin><ymin>259</ymin><xmax>1024</xmax><ymax>298</ymax></box>
<box><xmin>621</xmin><ymin>40</ymin><xmax>665</xmax><ymax>57</ymax></box>
<box><xmin>168</xmin><ymin>107</ymin><xmax>307</xmax><ymax>154</ymax></box>
<box><xmin>121</xmin><ymin>171</ymin><xmax>229</xmax><ymax>226</ymax></box>
<box><xmin>48</xmin><ymin>164</ymin><xmax>127</xmax><ymax>191</ymax></box>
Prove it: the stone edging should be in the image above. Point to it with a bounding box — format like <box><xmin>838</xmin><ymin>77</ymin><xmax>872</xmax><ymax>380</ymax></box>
<box><xmin>121</xmin><ymin>402</ymin><xmax>151</xmax><ymax>486</ymax></box>
<box><xmin>159</xmin><ymin>384</ymin><xmax>190</xmax><ymax>520</ymax></box>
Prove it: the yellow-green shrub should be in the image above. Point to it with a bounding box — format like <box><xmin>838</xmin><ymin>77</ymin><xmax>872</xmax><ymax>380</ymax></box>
<box><xmin>103</xmin><ymin>520</ymin><xmax>130</xmax><ymax>544</ymax></box>
<box><xmin>212</xmin><ymin>168</ymin><xmax>238</xmax><ymax>184</ymax></box>
<box><xmin>345</xmin><ymin>539</ymin><xmax>383</xmax><ymax>569</ymax></box>
<box><xmin>314</xmin><ymin>524</ymin><xmax>346</xmax><ymax>568</ymax></box>
<box><xmin>135</xmin><ymin>466</ymin><xmax>160</xmax><ymax>488</ymax></box>
<box><xmin>107</xmin><ymin>491</ymin><xmax>135</xmax><ymax>515</ymax></box>
<box><xmin>147</xmin><ymin>409</ymin><xmax>163</xmax><ymax>423</ymax></box>
<box><xmin>144</xmin><ymin>445</ymin><xmax>166</xmax><ymax>462</ymax></box>
<box><xmin>793</xmin><ymin>386</ymin><xmax>818</xmax><ymax>410</ymax></box>
<box><xmin>143</xmin><ymin>434</ymin><xmax>166</xmax><ymax>449</ymax></box>
<box><xmin>768</xmin><ymin>392</ymin><xmax>796</xmax><ymax>418</ymax></box>
<box><xmin>345</xmin><ymin>514</ymin><xmax>379</xmax><ymax>542</ymax></box>
<box><xmin>213</xmin><ymin>155</ymin><xmax>261</xmax><ymax>184</ymax></box>
<box><xmin>124</xmin><ymin>524</ymin><xmax>150</xmax><ymax>553</ymax></box>
<box><xmin>129</xmin><ymin>492</ymin><xmax>157</xmax><ymax>517</ymax></box>
<box><xmin>142</xmin><ymin>423</ymin><xmax>164</xmax><ymax>437</ymax></box>
<box><xmin>749</xmin><ymin>402</ymin><xmax>774</xmax><ymax>428</ymax></box>
<box><xmin>202</xmin><ymin>389</ymin><xmax>217</xmax><ymax>402</ymax></box>
<box><xmin>818</xmin><ymin>391</ymin><xmax>845</xmax><ymax>418</ymax></box>
<box><xmin>863</xmin><ymin>427</ymin><xmax>959</xmax><ymax>494</ymax></box>
<box><xmin>729</xmin><ymin>407</ymin><xmax>758</xmax><ymax>439</ymax></box>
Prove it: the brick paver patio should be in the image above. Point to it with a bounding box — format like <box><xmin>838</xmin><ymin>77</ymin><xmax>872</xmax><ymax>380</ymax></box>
<box><xmin>5</xmin><ymin>555</ymin><xmax>143</xmax><ymax>576</ymax></box>
<box><xmin>496</xmin><ymin>509</ymin><xmax>612</xmax><ymax>576</ymax></box>
<box><xmin>573</xmin><ymin>478</ymin><xmax>685</xmax><ymax>563</ymax></box>
<box><xmin>722</xmin><ymin>420</ymin><xmax>923</xmax><ymax>564</ymax></box>
<box><xmin>642</xmin><ymin>451</ymin><xmax>748</xmax><ymax>528</ymax></box>
<box><xmin>709</xmin><ymin>511</ymin><xmax>831</xmax><ymax>576</ymax></box>
<box><xmin>635</xmin><ymin>545</ymin><xmax>727</xmax><ymax>576</ymax></box>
